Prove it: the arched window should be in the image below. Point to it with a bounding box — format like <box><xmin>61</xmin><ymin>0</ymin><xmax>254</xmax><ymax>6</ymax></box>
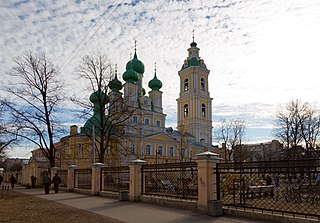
<box><xmin>201</xmin><ymin>103</ymin><xmax>206</xmax><ymax>117</ymax></box>
<box><xmin>201</xmin><ymin>78</ymin><xmax>205</xmax><ymax>91</ymax></box>
<box><xmin>184</xmin><ymin>104</ymin><xmax>188</xmax><ymax>117</ymax></box>
<box><xmin>184</xmin><ymin>78</ymin><xmax>189</xmax><ymax>91</ymax></box>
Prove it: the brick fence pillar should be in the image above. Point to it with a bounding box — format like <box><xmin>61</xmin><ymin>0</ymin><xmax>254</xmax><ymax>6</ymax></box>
<box><xmin>91</xmin><ymin>163</ymin><xmax>105</xmax><ymax>196</ymax></box>
<box><xmin>67</xmin><ymin>165</ymin><xmax>77</xmax><ymax>192</ymax></box>
<box><xmin>196</xmin><ymin>151</ymin><xmax>223</xmax><ymax>216</ymax></box>
<box><xmin>129</xmin><ymin>159</ymin><xmax>146</xmax><ymax>201</ymax></box>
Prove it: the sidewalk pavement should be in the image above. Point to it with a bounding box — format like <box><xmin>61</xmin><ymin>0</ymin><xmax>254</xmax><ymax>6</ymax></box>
<box><xmin>7</xmin><ymin>184</ymin><xmax>271</xmax><ymax>223</ymax></box>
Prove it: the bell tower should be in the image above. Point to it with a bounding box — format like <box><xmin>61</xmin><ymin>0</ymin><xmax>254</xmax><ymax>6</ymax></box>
<box><xmin>176</xmin><ymin>34</ymin><xmax>213</xmax><ymax>146</ymax></box>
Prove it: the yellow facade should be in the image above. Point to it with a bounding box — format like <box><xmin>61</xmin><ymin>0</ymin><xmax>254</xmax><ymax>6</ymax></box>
<box><xmin>54</xmin><ymin>39</ymin><xmax>220</xmax><ymax>168</ymax></box>
<box><xmin>177</xmin><ymin>40</ymin><xmax>213</xmax><ymax>147</ymax></box>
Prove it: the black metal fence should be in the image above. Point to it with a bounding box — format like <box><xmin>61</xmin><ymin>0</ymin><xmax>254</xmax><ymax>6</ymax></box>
<box><xmin>57</xmin><ymin>169</ymin><xmax>68</xmax><ymax>187</ymax></box>
<box><xmin>217</xmin><ymin>159</ymin><xmax>320</xmax><ymax>221</ymax></box>
<box><xmin>100</xmin><ymin>166</ymin><xmax>130</xmax><ymax>192</ymax></box>
<box><xmin>141</xmin><ymin>161</ymin><xmax>198</xmax><ymax>200</ymax></box>
<box><xmin>74</xmin><ymin>168</ymin><xmax>92</xmax><ymax>190</ymax></box>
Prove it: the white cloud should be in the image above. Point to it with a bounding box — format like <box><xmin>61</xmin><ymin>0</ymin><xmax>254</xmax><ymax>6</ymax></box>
<box><xmin>1</xmin><ymin>0</ymin><xmax>320</xmax><ymax>156</ymax></box>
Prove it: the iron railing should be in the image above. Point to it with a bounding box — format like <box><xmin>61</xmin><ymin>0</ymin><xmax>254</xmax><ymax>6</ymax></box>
<box><xmin>217</xmin><ymin>159</ymin><xmax>320</xmax><ymax>221</ymax></box>
<box><xmin>57</xmin><ymin>169</ymin><xmax>68</xmax><ymax>187</ymax></box>
<box><xmin>141</xmin><ymin>161</ymin><xmax>198</xmax><ymax>200</ymax></box>
<box><xmin>74</xmin><ymin>168</ymin><xmax>92</xmax><ymax>190</ymax></box>
<box><xmin>100</xmin><ymin>166</ymin><xmax>130</xmax><ymax>192</ymax></box>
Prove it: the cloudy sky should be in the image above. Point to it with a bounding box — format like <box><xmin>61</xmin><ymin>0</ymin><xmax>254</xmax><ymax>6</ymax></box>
<box><xmin>1</xmin><ymin>0</ymin><xmax>320</xmax><ymax>157</ymax></box>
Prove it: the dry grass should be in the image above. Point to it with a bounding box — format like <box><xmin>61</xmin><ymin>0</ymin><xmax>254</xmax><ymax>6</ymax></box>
<box><xmin>0</xmin><ymin>190</ymin><xmax>124</xmax><ymax>223</ymax></box>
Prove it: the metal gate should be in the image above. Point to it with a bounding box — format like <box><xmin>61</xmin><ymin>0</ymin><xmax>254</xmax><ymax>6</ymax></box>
<box><xmin>217</xmin><ymin>160</ymin><xmax>320</xmax><ymax>221</ymax></box>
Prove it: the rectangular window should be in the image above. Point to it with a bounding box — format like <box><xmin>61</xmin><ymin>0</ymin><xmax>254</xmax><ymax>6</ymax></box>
<box><xmin>144</xmin><ymin>118</ymin><xmax>150</xmax><ymax>125</ymax></box>
<box><xmin>156</xmin><ymin>120</ymin><xmax>161</xmax><ymax>127</ymax></box>
<box><xmin>90</xmin><ymin>144</ymin><xmax>94</xmax><ymax>155</ymax></box>
<box><xmin>182</xmin><ymin>148</ymin><xmax>186</xmax><ymax>157</ymax></box>
<box><xmin>78</xmin><ymin>144</ymin><xmax>83</xmax><ymax>155</ymax></box>
<box><xmin>146</xmin><ymin>145</ymin><xmax>151</xmax><ymax>156</ymax></box>
<box><xmin>130</xmin><ymin>143</ymin><xmax>136</xmax><ymax>154</ymax></box>
<box><xmin>133</xmin><ymin>116</ymin><xmax>138</xmax><ymax>124</ymax></box>
<box><xmin>158</xmin><ymin>146</ymin><xmax>163</xmax><ymax>156</ymax></box>
<box><xmin>169</xmin><ymin>146</ymin><xmax>174</xmax><ymax>157</ymax></box>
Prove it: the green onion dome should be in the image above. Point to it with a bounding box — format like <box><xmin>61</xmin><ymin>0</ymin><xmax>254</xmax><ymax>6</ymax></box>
<box><xmin>108</xmin><ymin>73</ymin><xmax>122</xmax><ymax>92</ymax></box>
<box><xmin>89</xmin><ymin>90</ymin><xmax>108</xmax><ymax>104</ymax></box>
<box><xmin>122</xmin><ymin>68</ymin><xmax>138</xmax><ymax>83</ymax></box>
<box><xmin>190</xmin><ymin>40</ymin><xmax>197</xmax><ymax>47</ymax></box>
<box><xmin>81</xmin><ymin>90</ymin><xmax>109</xmax><ymax>136</ymax></box>
<box><xmin>125</xmin><ymin>52</ymin><xmax>145</xmax><ymax>74</ymax></box>
<box><xmin>148</xmin><ymin>72</ymin><xmax>162</xmax><ymax>91</ymax></box>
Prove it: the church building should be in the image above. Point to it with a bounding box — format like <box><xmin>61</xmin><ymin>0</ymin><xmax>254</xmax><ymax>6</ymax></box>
<box><xmin>55</xmin><ymin>37</ymin><xmax>219</xmax><ymax>168</ymax></box>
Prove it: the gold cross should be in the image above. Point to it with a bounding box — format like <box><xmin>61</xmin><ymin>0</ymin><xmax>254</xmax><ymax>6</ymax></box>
<box><xmin>192</xmin><ymin>29</ymin><xmax>195</xmax><ymax>41</ymax></box>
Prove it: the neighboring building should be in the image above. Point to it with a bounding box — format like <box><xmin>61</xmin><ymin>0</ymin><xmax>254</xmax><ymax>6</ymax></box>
<box><xmin>54</xmin><ymin>37</ymin><xmax>221</xmax><ymax>168</ymax></box>
<box><xmin>21</xmin><ymin>148</ymin><xmax>49</xmax><ymax>187</ymax></box>
<box><xmin>233</xmin><ymin>140</ymin><xmax>283</xmax><ymax>162</ymax></box>
<box><xmin>3</xmin><ymin>158</ymin><xmax>28</xmax><ymax>172</ymax></box>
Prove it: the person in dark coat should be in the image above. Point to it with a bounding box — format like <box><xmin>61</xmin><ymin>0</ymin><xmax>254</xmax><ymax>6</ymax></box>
<box><xmin>0</xmin><ymin>175</ymin><xmax>3</xmax><ymax>185</ymax></box>
<box><xmin>43</xmin><ymin>172</ymin><xmax>50</xmax><ymax>194</ymax></box>
<box><xmin>9</xmin><ymin>174</ymin><xmax>16</xmax><ymax>189</ymax></box>
<box><xmin>31</xmin><ymin>175</ymin><xmax>37</xmax><ymax>188</ymax></box>
<box><xmin>52</xmin><ymin>173</ymin><xmax>61</xmax><ymax>193</ymax></box>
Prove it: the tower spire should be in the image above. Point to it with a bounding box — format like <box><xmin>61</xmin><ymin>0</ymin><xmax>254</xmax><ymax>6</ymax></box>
<box><xmin>134</xmin><ymin>40</ymin><xmax>137</xmax><ymax>59</ymax></box>
<box><xmin>192</xmin><ymin>29</ymin><xmax>195</xmax><ymax>42</ymax></box>
<box><xmin>115</xmin><ymin>63</ymin><xmax>118</xmax><ymax>78</ymax></box>
<box><xmin>190</xmin><ymin>30</ymin><xmax>197</xmax><ymax>47</ymax></box>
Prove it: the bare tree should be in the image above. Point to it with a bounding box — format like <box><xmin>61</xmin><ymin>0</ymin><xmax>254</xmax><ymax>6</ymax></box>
<box><xmin>0</xmin><ymin>103</ymin><xmax>17</xmax><ymax>157</ymax></box>
<box><xmin>216</xmin><ymin>119</ymin><xmax>246</xmax><ymax>162</ymax></box>
<box><xmin>73</xmin><ymin>53</ymin><xmax>136</xmax><ymax>164</ymax></box>
<box><xmin>275</xmin><ymin>99</ymin><xmax>320</xmax><ymax>159</ymax></box>
<box><xmin>299</xmin><ymin>106</ymin><xmax>320</xmax><ymax>158</ymax></box>
<box><xmin>2</xmin><ymin>51</ymin><xmax>64</xmax><ymax>168</ymax></box>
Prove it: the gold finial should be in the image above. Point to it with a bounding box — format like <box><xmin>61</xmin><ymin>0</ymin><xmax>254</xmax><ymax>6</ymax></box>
<box><xmin>154</xmin><ymin>62</ymin><xmax>157</xmax><ymax>72</ymax></box>
<box><xmin>134</xmin><ymin>40</ymin><xmax>137</xmax><ymax>52</ymax></box>
<box><xmin>115</xmin><ymin>63</ymin><xmax>118</xmax><ymax>77</ymax></box>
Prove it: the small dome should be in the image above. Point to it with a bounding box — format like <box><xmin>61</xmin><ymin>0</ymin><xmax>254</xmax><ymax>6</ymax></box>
<box><xmin>148</xmin><ymin>72</ymin><xmax>162</xmax><ymax>91</ymax></box>
<box><xmin>188</xmin><ymin>57</ymin><xmax>200</xmax><ymax>66</ymax></box>
<box><xmin>108</xmin><ymin>74</ymin><xmax>122</xmax><ymax>92</ymax></box>
<box><xmin>190</xmin><ymin>41</ymin><xmax>197</xmax><ymax>47</ymax></box>
<box><xmin>122</xmin><ymin>69</ymin><xmax>138</xmax><ymax>83</ymax></box>
<box><xmin>125</xmin><ymin>52</ymin><xmax>145</xmax><ymax>74</ymax></box>
<box><xmin>89</xmin><ymin>90</ymin><xmax>108</xmax><ymax>104</ymax></box>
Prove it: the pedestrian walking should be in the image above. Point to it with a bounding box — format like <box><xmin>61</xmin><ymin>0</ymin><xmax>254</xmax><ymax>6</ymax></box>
<box><xmin>31</xmin><ymin>175</ymin><xmax>37</xmax><ymax>188</ymax></box>
<box><xmin>52</xmin><ymin>173</ymin><xmax>61</xmax><ymax>193</ymax></box>
<box><xmin>0</xmin><ymin>175</ymin><xmax>3</xmax><ymax>186</ymax></box>
<box><xmin>43</xmin><ymin>172</ymin><xmax>51</xmax><ymax>194</ymax></box>
<box><xmin>9</xmin><ymin>174</ymin><xmax>16</xmax><ymax>189</ymax></box>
